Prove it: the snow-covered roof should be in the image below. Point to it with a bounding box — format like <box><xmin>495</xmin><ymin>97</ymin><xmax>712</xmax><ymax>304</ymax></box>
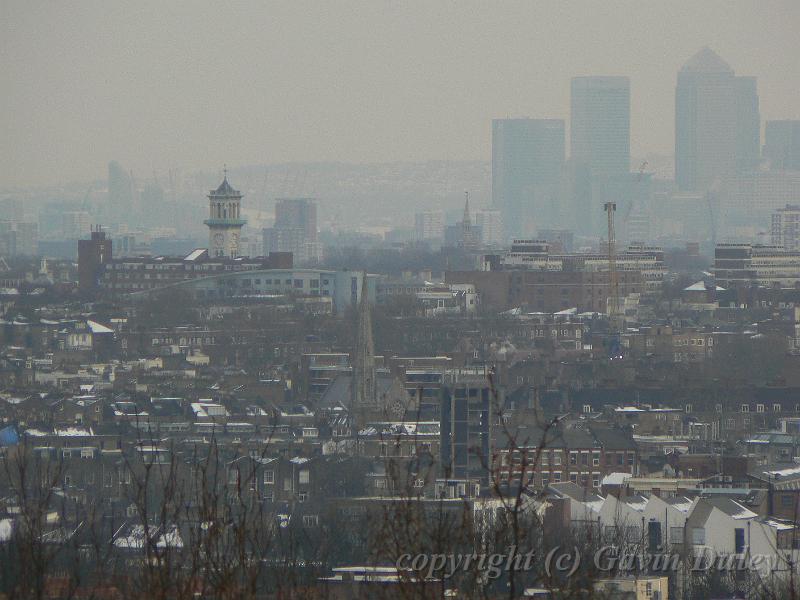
<box><xmin>87</xmin><ymin>320</ymin><xmax>114</xmax><ymax>334</ymax></box>
<box><xmin>0</xmin><ymin>518</ymin><xmax>12</xmax><ymax>542</ymax></box>
<box><xmin>766</xmin><ymin>465</ymin><xmax>800</xmax><ymax>478</ymax></box>
<box><xmin>763</xmin><ymin>519</ymin><xmax>796</xmax><ymax>531</ymax></box>
<box><xmin>601</xmin><ymin>472</ymin><xmax>632</xmax><ymax>486</ymax></box>
<box><xmin>55</xmin><ymin>427</ymin><xmax>94</xmax><ymax>437</ymax></box>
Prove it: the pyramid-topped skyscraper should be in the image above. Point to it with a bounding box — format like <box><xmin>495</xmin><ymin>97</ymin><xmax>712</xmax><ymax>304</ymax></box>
<box><xmin>675</xmin><ymin>48</ymin><xmax>759</xmax><ymax>191</ymax></box>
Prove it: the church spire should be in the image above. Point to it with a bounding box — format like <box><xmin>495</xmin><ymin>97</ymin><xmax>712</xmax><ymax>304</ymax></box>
<box><xmin>351</xmin><ymin>272</ymin><xmax>376</xmax><ymax>409</ymax></box>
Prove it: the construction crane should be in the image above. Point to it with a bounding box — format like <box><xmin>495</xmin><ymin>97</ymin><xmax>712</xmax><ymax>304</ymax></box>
<box><xmin>605</xmin><ymin>201</ymin><xmax>624</xmax><ymax>359</ymax></box>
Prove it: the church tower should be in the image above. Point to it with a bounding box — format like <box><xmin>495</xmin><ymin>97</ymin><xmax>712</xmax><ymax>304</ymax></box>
<box><xmin>351</xmin><ymin>273</ymin><xmax>377</xmax><ymax>409</ymax></box>
<box><xmin>204</xmin><ymin>170</ymin><xmax>246</xmax><ymax>257</ymax></box>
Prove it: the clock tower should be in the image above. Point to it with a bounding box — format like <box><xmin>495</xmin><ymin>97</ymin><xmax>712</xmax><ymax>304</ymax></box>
<box><xmin>204</xmin><ymin>170</ymin><xmax>246</xmax><ymax>258</ymax></box>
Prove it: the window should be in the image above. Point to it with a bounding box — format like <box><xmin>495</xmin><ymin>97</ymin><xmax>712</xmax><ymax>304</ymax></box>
<box><xmin>735</xmin><ymin>528</ymin><xmax>745</xmax><ymax>554</ymax></box>
<box><xmin>670</xmin><ymin>526</ymin><xmax>683</xmax><ymax>542</ymax></box>
<box><xmin>302</xmin><ymin>515</ymin><xmax>319</xmax><ymax>527</ymax></box>
<box><xmin>741</xmin><ymin>404</ymin><xmax>749</xmax><ymax>413</ymax></box>
<box><xmin>773</xmin><ymin>404</ymin><xmax>782</xmax><ymax>412</ymax></box>
<box><xmin>298</xmin><ymin>492</ymin><xmax>307</xmax><ymax>502</ymax></box>
<box><xmin>691</xmin><ymin>528</ymin><xmax>705</xmax><ymax>545</ymax></box>
<box><xmin>284</xmin><ymin>478</ymin><xmax>292</xmax><ymax>491</ymax></box>
<box><xmin>756</xmin><ymin>404</ymin><xmax>765</xmax><ymax>413</ymax></box>
<box><xmin>263</xmin><ymin>470</ymin><xmax>274</xmax><ymax>485</ymax></box>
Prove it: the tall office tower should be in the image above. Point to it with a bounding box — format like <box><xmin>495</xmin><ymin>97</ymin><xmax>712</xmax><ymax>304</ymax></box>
<box><xmin>439</xmin><ymin>380</ymin><xmax>492</xmax><ymax>486</ymax></box>
<box><xmin>764</xmin><ymin>120</ymin><xmax>800</xmax><ymax>171</ymax></box>
<box><xmin>675</xmin><ymin>47</ymin><xmax>760</xmax><ymax>192</ymax></box>
<box><xmin>475</xmin><ymin>208</ymin><xmax>503</xmax><ymax>247</ymax></box>
<box><xmin>108</xmin><ymin>161</ymin><xmax>133</xmax><ymax>215</ymax></box>
<box><xmin>414</xmin><ymin>210</ymin><xmax>445</xmax><ymax>243</ymax></box>
<box><xmin>61</xmin><ymin>211</ymin><xmax>91</xmax><ymax>240</ymax></box>
<box><xmin>204</xmin><ymin>174</ymin><xmax>246</xmax><ymax>258</ymax></box>
<box><xmin>492</xmin><ymin>118</ymin><xmax>564</xmax><ymax>241</ymax></box>
<box><xmin>263</xmin><ymin>198</ymin><xmax>321</xmax><ymax>264</ymax></box>
<box><xmin>735</xmin><ymin>76</ymin><xmax>760</xmax><ymax>173</ymax></box>
<box><xmin>78</xmin><ymin>227</ymin><xmax>112</xmax><ymax>297</ymax></box>
<box><xmin>772</xmin><ymin>205</ymin><xmax>800</xmax><ymax>251</ymax></box>
<box><xmin>570</xmin><ymin>76</ymin><xmax>631</xmax><ymax>177</ymax></box>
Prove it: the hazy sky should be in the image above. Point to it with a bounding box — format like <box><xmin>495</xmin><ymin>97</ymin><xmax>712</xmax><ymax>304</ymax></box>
<box><xmin>2</xmin><ymin>1</ymin><xmax>799</xmax><ymax>187</ymax></box>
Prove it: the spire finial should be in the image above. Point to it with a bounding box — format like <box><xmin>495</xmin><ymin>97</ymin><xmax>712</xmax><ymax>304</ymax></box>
<box><xmin>223</xmin><ymin>164</ymin><xmax>228</xmax><ymax>180</ymax></box>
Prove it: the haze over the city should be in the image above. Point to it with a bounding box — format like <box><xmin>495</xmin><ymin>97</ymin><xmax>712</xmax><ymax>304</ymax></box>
<box><xmin>2</xmin><ymin>0</ymin><xmax>799</xmax><ymax>187</ymax></box>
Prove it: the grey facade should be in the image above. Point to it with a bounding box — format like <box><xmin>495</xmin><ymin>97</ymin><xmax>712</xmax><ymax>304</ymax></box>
<box><xmin>492</xmin><ymin>118</ymin><xmax>565</xmax><ymax>241</ymax></box>
<box><xmin>570</xmin><ymin>76</ymin><xmax>630</xmax><ymax>177</ymax></box>
<box><xmin>675</xmin><ymin>48</ymin><xmax>760</xmax><ymax>192</ymax></box>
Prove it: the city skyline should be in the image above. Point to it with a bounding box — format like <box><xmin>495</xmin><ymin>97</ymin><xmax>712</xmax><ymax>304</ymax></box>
<box><xmin>2</xmin><ymin>1</ymin><xmax>799</xmax><ymax>187</ymax></box>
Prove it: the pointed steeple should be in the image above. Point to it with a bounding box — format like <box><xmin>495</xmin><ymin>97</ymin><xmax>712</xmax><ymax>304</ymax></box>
<box><xmin>462</xmin><ymin>191</ymin><xmax>472</xmax><ymax>227</ymax></box>
<box><xmin>351</xmin><ymin>272</ymin><xmax>376</xmax><ymax>409</ymax></box>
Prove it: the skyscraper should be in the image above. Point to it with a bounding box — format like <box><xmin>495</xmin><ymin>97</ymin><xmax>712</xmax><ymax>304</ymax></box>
<box><xmin>675</xmin><ymin>47</ymin><xmax>760</xmax><ymax>191</ymax></box>
<box><xmin>204</xmin><ymin>173</ymin><xmax>246</xmax><ymax>258</ymax></box>
<box><xmin>570</xmin><ymin>76</ymin><xmax>630</xmax><ymax>177</ymax></box>
<box><xmin>474</xmin><ymin>208</ymin><xmax>503</xmax><ymax>247</ymax></box>
<box><xmin>492</xmin><ymin>118</ymin><xmax>564</xmax><ymax>240</ymax></box>
<box><xmin>771</xmin><ymin>205</ymin><xmax>800</xmax><ymax>251</ymax></box>
<box><xmin>764</xmin><ymin>120</ymin><xmax>800</xmax><ymax>171</ymax></box>
<box><xmin>414</xmin><ymin>210</ymin><xmax>445</xmax><ymax>243</ymax></box>
<box><xmin>263</xmin><ymin>198</ymin><xmax>321</xmax><ymax>264</ymax></box>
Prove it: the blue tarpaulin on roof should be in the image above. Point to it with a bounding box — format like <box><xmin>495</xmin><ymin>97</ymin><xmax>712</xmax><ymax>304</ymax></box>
<box><xmin>0</xmin><ymin>425</ymin><xmax>19</xmax><ymax>446</ymax></box>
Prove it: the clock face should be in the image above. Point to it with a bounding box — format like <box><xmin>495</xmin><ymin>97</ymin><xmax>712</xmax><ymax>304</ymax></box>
<box><xmin>212</xmin><ymin>233</ymin><xmax>224</xmax><ymax>247</ymax></box>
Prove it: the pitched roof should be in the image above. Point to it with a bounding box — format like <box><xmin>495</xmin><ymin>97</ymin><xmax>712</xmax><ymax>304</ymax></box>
<box><xmin>211</xmin><ymin>177</ymin><xmax>240</xmax><ymax>196</ymax></box>
<box><xmin>681</xmin><ymin>47</ymin><xmax>733</xmax><ymax>74</ymax></box>
<box><xmin>705</xmin><ymin>497</ymin><xmax>757</xmax><ymax>520</ymax></box>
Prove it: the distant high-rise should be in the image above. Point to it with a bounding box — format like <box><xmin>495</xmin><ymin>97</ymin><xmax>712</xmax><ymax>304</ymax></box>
<box><xmin>108</xmin><ymin>161</ymin><xmax>133</xmax><ymax>215</ymax></box>
<box><xmin>764</xmin><ymin>120</ymin><xmax>800</xmax><ymax>171</ymax></box>
<box><xmin>414</xmin><ymin>210</ymin><xmax>445</xmax><ymax>243</ymax></box>
<box><xmin>772</xmin><ymin>205</ymin><xmax>800</xmax><ymax>251</ymax></box>
<box><xmin>675</xmin><ymin>47</ymin><xmax>760</xmax><ymax>191</ymax></box>
<box><xmin>474</xmin><ymin>209</ymin><xmax>503</xmax><ymax>247</ymax></box>
<box><xmin>78</xmin><ymin>227</ymin><xmax>112</xmax><ymax>297</ymax></box>
<box><xmin>204</xmin><ymin>174</ymin><xmax>246</xmax><ymax>258</ymax></box>
<box><xmin>263</xmin><ymin>198</ymin><xmax>321</xmax><ymax>264</ymax></box>
<box><xmin>570</xmin><ymin>76</ymin><xmax>630</xmax><ymax>177</ymax></box>
<box><xmin>492</xmin><ymin>118</ymin><xmax>564</xmax><ymax>240</ymax></box>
